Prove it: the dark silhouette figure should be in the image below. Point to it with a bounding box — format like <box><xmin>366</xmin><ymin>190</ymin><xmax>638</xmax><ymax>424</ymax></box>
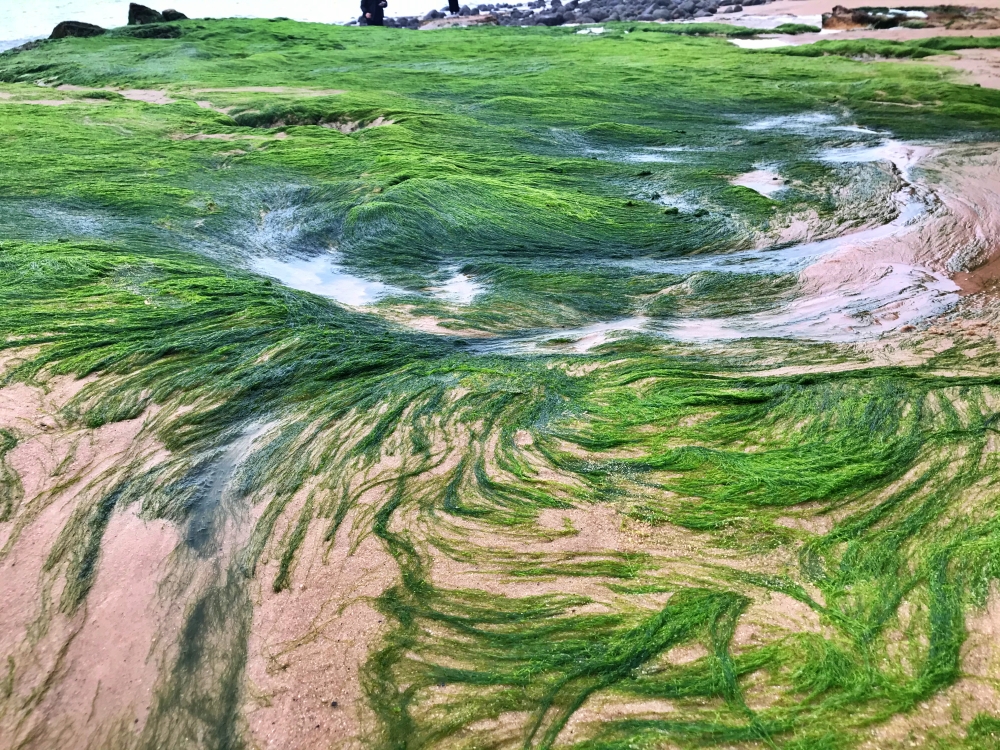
<box><xmin>448</xmin><ymin>0</ymin><xmax>460</xmax><ymax>13</ymax></box>
<box><xmin>361</xmin><ymin>0</ymin><xmax>388</xmax><ymax>25</ymax></box>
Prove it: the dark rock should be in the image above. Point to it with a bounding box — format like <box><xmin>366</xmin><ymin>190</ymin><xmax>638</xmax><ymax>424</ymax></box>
<box><xmin>577</xmin><ymin>14</ymin><xmax>597</xmax><ymax>22</ymax></box>
<box><xmin>117</xmin><ymin>22</ymin><xmax>183</xmax><ymax>38</ymax></box>
<box><xmin>50</xmin><ymin>21</ymin><xmax>106</xmax><ymax>39</ymax></box>
<box><xmin>537</xmin><ymin>12</ymin><xmax>565</xmax><ymax>24</ymax></box>
<box><xmin>161</xmin><ymin>9</ymin><xmax>188</xmax><ymax>21</ymax></box>
<box><xmin>822</xmin><ymin>4</ymin><xmax>902</xmax><ymax>29</ymax></box>
<box><xmin>128</xmin><ymin>3</ymin><xmax>164</xmax><ymax>24</ymax></box>
<box><xmin>459</xmin><ymin>4</ymin><xmax>472</xmax><ymax>14</ymax></box>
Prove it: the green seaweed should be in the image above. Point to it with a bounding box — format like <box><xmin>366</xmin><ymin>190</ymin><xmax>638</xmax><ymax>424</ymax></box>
<box><xmin>0</xmin><ymin>18</ymin><xmax>999</xmax><ymax>750</ymax></box>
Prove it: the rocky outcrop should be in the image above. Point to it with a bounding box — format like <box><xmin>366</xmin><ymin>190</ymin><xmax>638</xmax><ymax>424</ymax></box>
<box><xmin>50</xmin><ymin>21</ymin><xmax>106</xmax><ymax>39</ymax></box>
<box><xmin>373</xmin><ymin>0</ymin><xmax>774</xmax><ymax>29</ymax></box>
<box><xmin>420</xmin><ymin>13</ymin><xmax>500</xmax><ymax>27</ymax></box>
<box><xmin>128</xmin><ymin>3</ymin><xmax>165</xmax><ymax>24</ymax></box>
<box><xmin>821</xmin><ymin>5</ymin><xmax>932</xmax><ymax>29</ymax></box>
<box><xmin>162</xmin><ymin>9</ymin><xmax>189</xmax><ymax>21</ymax></box>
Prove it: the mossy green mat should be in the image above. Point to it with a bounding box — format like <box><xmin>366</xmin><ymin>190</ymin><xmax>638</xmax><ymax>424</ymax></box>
<box><xmin>2</xmin><ymin>19</ymin><xmax>1000</xmax><ymax>750</ymax></box>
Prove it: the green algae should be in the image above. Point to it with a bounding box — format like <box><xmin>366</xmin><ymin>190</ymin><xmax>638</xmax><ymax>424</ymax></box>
<box><xmin>1</xmin><ymin>19</ymin><xmax>1000</xmax><ymax>750</ymax></box>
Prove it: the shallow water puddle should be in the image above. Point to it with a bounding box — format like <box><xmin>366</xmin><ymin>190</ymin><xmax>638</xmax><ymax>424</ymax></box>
<box><xmin>819</xmin><ymin>139</ymin><xmax>929</xmax><ymax>180</ymax></box>
<box><xmin>472</xmin><ymin>317</ymin><xmax>650</xmax><ymax>354</ymax></box>
<box><xmin>512</xmin><ymin>141</ymin><xmax>958</xmax><ymax>349</ymax></box>
<box><xmin>729</xmin><ymin>39</ymin><xmax>794</xmax><ymax>50</ymax></box>
<box><xmin>669</xmin><ymin>264</ymin><xmax>960</xmax><ymax>343</ymax></box>
<box><xmin>428</xmin><ymin>268</ymin><xmax>483</xmax><ymax>305</ymax></box>
<box><xmin>623</xmin><ymin>191</ymin><xmax>926</xmax><ymax>277</ymax></box>
<box><xmin>252</xmin><ymin>255</ymin><xmax>398</xmax><ymax>306</ymax></box>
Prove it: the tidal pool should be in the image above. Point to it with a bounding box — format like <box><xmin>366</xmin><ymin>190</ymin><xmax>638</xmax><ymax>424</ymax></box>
<box><xmin>252</xmin><ymin>255</ymin><xmax>398</xmax><ymax>306</ymax></box>
<box><xmin>428</xmin><ymin>268</ymin><xmax>484</xmax><ymax>305</ymax></box>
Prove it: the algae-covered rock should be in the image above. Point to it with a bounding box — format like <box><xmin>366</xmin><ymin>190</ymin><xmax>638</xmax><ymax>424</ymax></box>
<box><xmin>128</xmin><ymin>3</ymin><xmax>165</xmax><ymax>24</ymax></box>
<box><xmin>49</xmin><ymin>21</ymin><xmax>106</xmax><ymax>39</ymax></box>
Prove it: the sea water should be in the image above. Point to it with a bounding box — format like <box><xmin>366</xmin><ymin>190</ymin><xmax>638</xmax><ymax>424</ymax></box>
<box><xmin>0</xmin><ymin>0</ymin><xmax>439</xmax><ymax>49</ymax></box>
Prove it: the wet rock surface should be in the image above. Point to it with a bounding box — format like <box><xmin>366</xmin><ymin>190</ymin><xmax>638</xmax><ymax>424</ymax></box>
<box><xmin>49</xmin><ymin>21</ymin><xmax>106</xmax><ymax>39</ymax></box>
<box><xmin>368</xmin><ymin>0</ymin><xmax>775</xmax><ymax>28</ymax></box>
<box><xmin>128</xmin><ymin>3</ymin><xmax>165</xmax><ymax>25</ymax></box>
<box><xmin>822</xmin><ymin>4</ymin><xmax>1000</xmax><ymax>30</ymax></box>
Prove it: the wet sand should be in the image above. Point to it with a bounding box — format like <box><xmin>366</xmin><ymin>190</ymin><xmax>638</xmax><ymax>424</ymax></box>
<box><xmin>737</xmin><ymin>0</ymin><xmax>1000</xmax><ymax>17</ymax></box>
<box><xmin>719</xmin><ymin>0</ymin><xmax>1000</xmax><ymax>89</ymax></box>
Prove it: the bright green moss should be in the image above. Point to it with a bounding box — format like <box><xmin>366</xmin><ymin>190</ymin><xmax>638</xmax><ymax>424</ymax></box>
<box><xmin>1</xmin><ymin>19</ymin><xmax>1000</xmax><ymax>750</ymax></box>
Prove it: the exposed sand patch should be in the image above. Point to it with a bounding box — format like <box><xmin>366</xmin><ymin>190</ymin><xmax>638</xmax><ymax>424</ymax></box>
<box><xmin>0</xmin><ymin>372</ymin><xmax>171</xmax><ymax>748</ymax></box>
<box><xmin>190</xmin><ymin>87</ymin><xmax>345</xmax><ymax>95</ymax></box>
<box><xmin>119</xmin><ymin>89</ymin><xmax>176</xmax><ymax>105</ymax></box>
<box><xmin>733</xmin><ymin>0</ymin><xmax>1000</xmax><ymax>20</ymax></box>
<box><xmin>379</xmin><ymin>305</ymin><xmax>495</xmax><ymax>338</ymax></box>
<box><xmin>320</xmin><ymin>116</ymin><xmax>394</xmax><ymax>134</ymax></box>
<box><xmin>731</xmin><ymin>591</ymin><xmax>825</xmax><ymax>651</ymax></box>
<box><xmin>246</xmin><ymin>504</ymin><xmax>397</xmax><ymax>750</ymax></box>
<box><xmin>731</xmin><ymin>169</ymin><xmax>786</xmax><ymax>197</ymax></box>
<box><xmin>55</xmin><ymin>85</ymin><xmax>177</xmax><ymax>104</ymax></box>
<box><xmin>0</xmin><ymin>99</ymin><xmax>94</xmax><ymax>106</ymax></box>
<box><xmin>196</xmin><ymin>100</ymin><xmax>235</xmax><ymax>114</ymax></box>
<box><xmin>908</xmin><ymin>146</ymin><xmax>1000</xmax><ymax>292</ymax></box>
<box><xmin>170</xmin><ymin>132</ymin><xmax>287</xmax><ymax>141</ymax></box>
<box><xmin>28</xmin><ymin>510</ymin><xmax>180</xmax><ymax>740</ymax></box>
<box><xmin>559</xmin><ymin>697</ymin><xmax>680</xmax><ymax>744</ymax></box>
<box><xmin>916</xmin><ymin>48</ymin><xmax>1000</xmax><ymax>89</ymax></box>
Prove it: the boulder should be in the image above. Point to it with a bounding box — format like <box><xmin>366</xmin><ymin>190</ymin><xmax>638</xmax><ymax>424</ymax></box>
<box><xmin>822</xmin><ymin>4</ymin><xmax>902</xmax><ymax>29</ymax></box>
<box><xmin>50</xmin><ymin>20</ymin><xmax>106</xmax><ymax>39</ymax></box>
<box><xmin>128</xmin><ymin>3</ymin><xmax>165</xmax><ymax>24</ymax></box>
<box><xmin>161</xmin><ymin>9</ymin><xmax>188</xmax><ymax>21</ymax></box>
<box><xmin>420</xmin><ymin>12</ymin><xmax>499</xmax><ymax>27</ymax></box>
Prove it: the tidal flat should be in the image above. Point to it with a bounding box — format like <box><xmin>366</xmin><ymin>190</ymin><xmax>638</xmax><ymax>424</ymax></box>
<box><xmin>2</xmin><ymin>17</ymin><xmax>1000</xmax><ymax>750</ymax></box>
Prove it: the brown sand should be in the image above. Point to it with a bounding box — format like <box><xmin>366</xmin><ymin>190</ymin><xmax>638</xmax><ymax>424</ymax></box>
<box><xmin>859</xmin><ymin>590</ymin><xmax>1000</xmax><ymax>747</ymax></box>
<box><xmin>28</xmin><ymin>511</ymin><xmax>180</xmax><ymax>740</ymax></box>
<box><xmin>321</xmin><ymin>116</ymin><xmax>394</xmax><ymax>134</ymax></box>
<box><xmin>190</xmin><ymin>87</ymin><xmax>345</xmax><ymax>95</ymax></box>
<box><xmin>915</xmin><ymin>47</ymin><xmax>1000</xmax><ymax>90</ymax></box>
<box><xmin>730</xmin><ymin>168</ymin><xmax>787</xmax><ymax>197</ymax></box>
<box><xmin>169</xmin><ymin>132</ymin><xmax>286</xmax><ymax>141</ymax></box>
<box><xmin>0</xmin><ymin>372</ymin><xmax>173</xmax><ymax>749</ymax></box>
<box><xmin>737</xmin><ymin>0</ymin><xmax>1000</xmax><ymax>17</ymax></box>
<box><xmin>245</xmin><ymin>502</ymin><xmax>397</xmax><ymax>750</ymax></box>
